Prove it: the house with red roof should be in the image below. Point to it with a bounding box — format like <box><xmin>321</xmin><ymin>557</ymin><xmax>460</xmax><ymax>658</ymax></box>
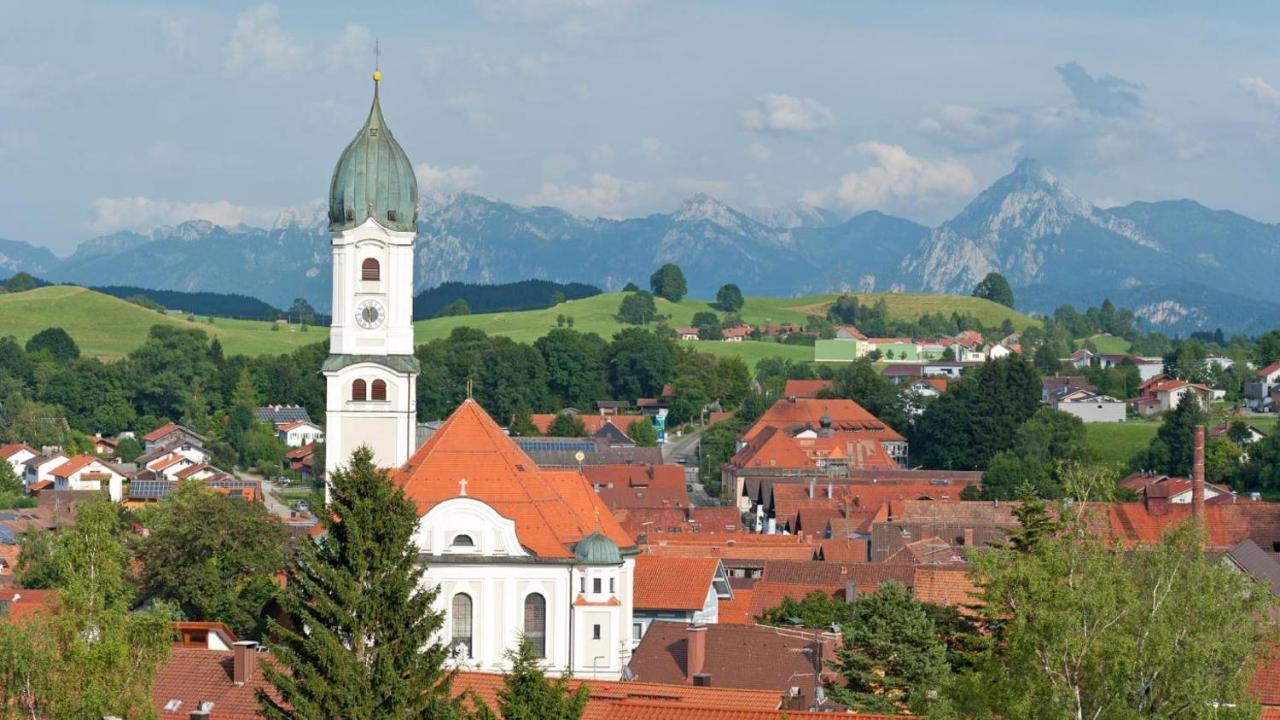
<box><xmin>0</xmin><ymin>443</ymin><xmax>37</xmax><ymax>478</ymax></box>
<box><xmin>1128</xmin><ymin>378</ymin><xmax>1215</xmax><ymax>417</ymax></box>
<box><xmin>396</xmin><ymin>399</ymin><xmax>639</xmax><ymax>679</ymax></box>
<box><xmin>782</xmin><ymin>379</ymin><xmax>832</xmax><ymax>399</ymax></box>
<box><xmin>632</xmin><ymin>556</ymin><xmax>733</xmax><ymax>642</ymax></box>
<box><xmin>675</xmin><ymin>327</ymin><xmax>700</xmax><ymax>341</ymax></box>
<box><xmin>143</xmin><ymin>422</ymin><xmax>205</xmax><ymax>453</ymax></box>
<box><xmin>275</xmin><ymin>419</ymin><xmax>324</xmax><ymax>448</ymax></box>
<box><xmin>50</xmin><ymin>454</ymin><xmax>127</xmax><ymax>502</ymax></box>
<box><xmin>721</xmin><ymin>325</ymin><xmax>751</xmax><ymax>342</ymax></box>
<box><xmin>585</xmin><ymin>464</ymin><xmax>689</xmax><ymax>510</ymax></box>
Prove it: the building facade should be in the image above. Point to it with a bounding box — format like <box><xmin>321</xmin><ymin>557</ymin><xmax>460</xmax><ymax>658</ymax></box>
<box><xmin>323</xmin><ymin>73</ymin><xmax>420</xmax><ymax>481</ymax></box>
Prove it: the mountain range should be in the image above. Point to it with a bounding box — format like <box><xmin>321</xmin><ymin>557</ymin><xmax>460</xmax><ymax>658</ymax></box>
<box><xmin>4</xmin><ymin>159</ymin><xmax>1280</xmax><ymax>335</ymax></box>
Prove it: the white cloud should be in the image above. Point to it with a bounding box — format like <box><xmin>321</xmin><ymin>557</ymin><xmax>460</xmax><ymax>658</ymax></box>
<box><xmin>1241</xmin><ymin>76</ymin><xmax>1280</xmax><ymax>109</ymax></box>
<box><xmin>414</xmin><ymin>163</ymin><xmax>484</xmax><ymax>195</ymax></box>
<box><xmin>740</xmin><ymin>94</ymin><xmax>833</xmax><ymax>134</ymax></box>
<box><xmin>161</xmin><ymin>17</ymin><xmax>196</xmax><ymax>59</ymax></box>
<box><xmin>225</xmin><ymin>4</ymin><xmax>302</xmax><ymax>74</ymax></box>
<box><xmin>640</xmin><ymin>137</ymin><xmax>668</xmax><ymax>160</ymax></box>
<box><xmin>88</xmin><ymin>196</ymin><xmax>298</xmax><ymax>233</ymax></box>
<box><xmin>918</xmin><ymin>105</ymin><xmax>1024</xmax><ymax>152</ymax></box>
<box><xmin>525</xmin><ymin>173</ymin><xmax>651</xmax><ymax>217</ymax></box>
<box><xmin>748</xmin><ymin>142</ymin><xmax>771</xmax><ymax>162</ymax></box>
<box><xmin>804</xmin><ymin>142</ymin><xmax>976</xmax><ymax>212</ymax></box>
<box><xmin>328</xmin><ymin>24</ymin><xmax>371</xmax><ymax>70</ymax></box>
<box><xmin>590</xmin><ymin>144</ymin><xmax>616</xmax><ymax>165</ymax></box>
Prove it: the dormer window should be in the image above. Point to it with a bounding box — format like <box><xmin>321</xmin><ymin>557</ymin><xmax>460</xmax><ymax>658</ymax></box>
<box><xmin>361</xmin><ymin>258</ymin><xmax>380</xmax><ymax>281</ymax></box>
<box><xmin>451</xmin><ymin>534</ymin><xmax>475</xmax><ymax>548</ymax></box>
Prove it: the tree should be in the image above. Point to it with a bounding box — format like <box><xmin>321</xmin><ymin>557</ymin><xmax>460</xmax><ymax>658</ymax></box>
<box><xmin>1133</xmin><ymin>392</ymin><xmax>1204</xmax><ymax>476</ymax></box>
<box><xmin>827</xmin><ymin>581</ymin><xmax>951</xmax><ymax>715</ymax></box>
<box><xmin>0</xmin><ymin>499</ymin><xmax>173</xmax><ymax>719</ymax></box>
<box><xmin>535</xmin><ymin>329</ymin><xmax>609</xmax><ymax>410</ymax></box>
<box><xmin>606</xmin><ymin>328</ymin><xmax>676</xmax><ymax>400</ymax></box>
<box><xmin>1032</xmin><ymin>342</ymin><xmax>1061</xmax><ymax>374</ymax></box>
<box><xmin>137</xmin><ymin>481</ymin><xmax>287</xmax><ymax>639</ymax></box>
<box><xmin>757</xmin><ymin>589</ymin><xmax>855</xmax><ymax>629</ymax></box>
<box><xmin>971</xmin><ymin>272</ymin><xmax>1014</xmax><ymax>308</ymax></box>
<box><xmin>1</xmin><ymin>272</ymin><xmax>37</xmax><ymax>293</ymax></box>
<box><xmin>24</xmin><ymin>327</ymin><xmax>79</xmax><ymax>361</ymax></box>
<box><xmin>616</xmin><ymin>291</ymin><xmax>658</xmax><ymax>325</ymax></box>
<box><xmin>627</xmin><ymin>418</ymin><xmax>658</xmax><ymax>446</ymax></box>
<box><xmin>509</xmin><ymin>406</ymin><xmax>540</xmax><ymax>437</ymax></box>
<box><xmin>113</xmin><ymin>435</ymin><xmax>143</xmax><ymax>463</ymax></box>
<box><xmin>911</xmin><ymin>356</ymin><xmax>1042</xmax><ymax>470</ymax></box>
<box><xmin>289</xmin><ymin>297</ymin><xmax>317</xmax><ymax>325</ymax></box>
<box><xmin>715</xmin><ymin>283</ymin><xmax>744</xmax><ymax>312</ymax></box>
<box><xmin>958</xmin><ymin>510</ymin><xmax>1272</xmax><ymax>720</ymax></box>
<box><xmin>547</xmin><ymin>412</ymin><xmax>587</xmax><ymax>437</ymax></box>
<box><xmin>437</xmin><ymin>298</ymin><xmax>471</xmax><ymax>317</ymax></box>
<box><xmin>621</xmin><ymin>281</ymin><xmax>639</xmax><ymax>292</ymax></box>
<box><xmin>259</xmin><ymin>448</ymin><xmax>460</xmax><ymax>719</ymax></box>
<box><xmin>471</xmin><ymin>639</ymin><xmax>589</xmax><ymax>720</ymax></box>
<box><xmin>240</xmin><ymin>422</ymin><xmax>285</xmax><ymax>472</ymax></box>
<box><xmin>648</xmin><ymin>263</ymin><xmax>687</xmax><ymax>302</ymax></box>
<box><xmin>0</xmin><ymin>459</ymin><xmax>22</xmax><ymax>497</ymax></box>
<box><xmin>691</xmin><ymin>311</ymin><xmax>722</xmax><ymax>340</ymax></box>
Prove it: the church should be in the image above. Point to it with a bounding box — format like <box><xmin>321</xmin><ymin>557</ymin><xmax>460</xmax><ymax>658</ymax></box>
<box><xmin>323</xmin><ymin>71</ymin><xmax>639</xmax><ymax>680</ymax></box>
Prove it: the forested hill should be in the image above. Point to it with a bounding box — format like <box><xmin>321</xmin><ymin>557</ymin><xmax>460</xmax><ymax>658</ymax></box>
<box><xmin>92</xmin><ymin>285</ymin><xmax>283</xmax><ymax>321</ymax></box>
<box><xmin>412</xmin><ymin>280</ymin><xmax>600</xmax><ymax>319</ymax></box>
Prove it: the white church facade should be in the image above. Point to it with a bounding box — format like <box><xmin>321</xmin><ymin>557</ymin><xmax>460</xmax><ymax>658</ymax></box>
<box><xmin>323</xmin><ymin>73</ymin><xmax>637</xmax><ymax>680</ymax></box>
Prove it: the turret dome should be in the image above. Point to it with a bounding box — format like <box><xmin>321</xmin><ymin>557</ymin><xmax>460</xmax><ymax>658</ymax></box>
<box><xmin>328</xmin><ymin>75</ymin><xmax>418</xmax><ymax>233</ymax></box>
<box><xmin>574</xmin><ymin>531</ymin><xmax>622</xmax><ymax>565</ymax></box>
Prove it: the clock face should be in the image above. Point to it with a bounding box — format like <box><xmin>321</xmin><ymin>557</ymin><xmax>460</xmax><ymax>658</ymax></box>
<box><xmin>355</xmin><ymin>299</ymin><xmax>385</xmax><ymax>329</ymax></box>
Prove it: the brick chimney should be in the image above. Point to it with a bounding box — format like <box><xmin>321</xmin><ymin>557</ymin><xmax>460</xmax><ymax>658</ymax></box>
<box><xmin>686</xmin><ymin>625</ymin><xmax>707</xmax><ymax>682</ymax></box>
<box><xmin>232</xmin><ymin>640</ymin><xmax>258</xmax><ymax>686</ymax></box>
<box><xmin>1192</xmin><ymin>425</ymin><xmax>1205</xmax><ymax>520</ymax></box>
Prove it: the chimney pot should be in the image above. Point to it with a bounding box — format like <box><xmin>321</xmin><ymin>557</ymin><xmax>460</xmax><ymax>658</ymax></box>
<box><xmin>686</xmin><ymin>625</ymin><xmax>708</xmax><ymax>682</ymax></box>
<box><xmin>232</xmin><ymin>640</ymin><xmax>258</xmax><ymax>686</ymax></box>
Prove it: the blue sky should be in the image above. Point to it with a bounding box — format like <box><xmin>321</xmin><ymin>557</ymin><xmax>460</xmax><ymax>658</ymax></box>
<box><xmin>3</xmin><ymin>0</ymin><xmax>1280</xmax><ymax>253</ymax></box>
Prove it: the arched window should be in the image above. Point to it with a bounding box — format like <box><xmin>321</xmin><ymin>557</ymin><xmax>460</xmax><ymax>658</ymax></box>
<box><xmin>452</xmin><ymin>593</ymin><xmax>473</xmax><ymax>659</ymax></box>
<box><xmin>524</xmin><ymin>593</ymin><xmax>546</xmax><ymax>658</ymax></box>
<box><xmin>370</xmin><ymin>379</ymin><xmax>387</xmax><ymax>401</ymax></box>
<box><xmin>451</xmin><ymin>534</ymin><xmax>475</xmax><ymax>548</ymax></box>
<box><xmin>351</xmin><ymin>379</ymin><xmax>367</xmax><ymax>401</ymax></box>
<box><xmin>361</xmin><ymin>258</ymin><xmax>380</xmax><ymax>281</ymax></box>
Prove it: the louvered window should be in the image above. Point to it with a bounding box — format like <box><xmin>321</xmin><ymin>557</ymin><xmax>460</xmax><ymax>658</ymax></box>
<box><xmin>371</xmin><ymin>379</ymin><xmax>387</xmax><ymax>401</ymax></box>
<box><xmin>361</xmin><ymin>258</ymin><xmax>380</xmax><ymax>281</ymax></box>
<box><xmin>351</xmin><ymin>379</ymin><xmax>367</xmax><ymax>401</ymax></box>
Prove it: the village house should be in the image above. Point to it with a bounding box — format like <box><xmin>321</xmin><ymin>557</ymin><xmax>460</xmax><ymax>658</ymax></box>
<box><xmin>22</xmin><ymin>452</ymin><xmax>68</xmax><ymax>489</ymax></box>
<box><xmin>1129</xmin><ymin>376</ymin><xmax>1215</xmax><ymax>417</ymax></box>
<box><xmin>1246</xmin><ymin>361</ymin><xmax>1280</xmax><ymax>410</ymax></box>
<box><xmin>0</xmin><ymin>443</ymin><xmax>37</xmax><ymax>478</ymax></box>
<box><xmin>253</xmin><ymin>404</ymin><xmax>313</xmax><ymax>427</ymax></box>
<box><xmin>276</xmin><ymin>419</ymin><xmax>325</xmax><ymax>448</ymax></box>
<box><xmin>632</xmin><ymin>556</ymin><xmax>733</xmax><ymax>643</ymax></box>
<box><xmin>1055</xmin><ymin>391</ymin><xmax>1126</xmax><ymax>422</ymax></box>
<box><xmin>584</xmin><ymin>464</ymin><xmax>689</xmax><ymax>511</ymax></box>
<box><xmin>675</xmin><ymin>327</ymin><xmax>700</xmax><ymax>341</ymax></box>
<box><xmin>143</xmin><ymin>423</ymin><xmax>205</xmax><ymax>454</ymax></box>
<box><xmin>49</xmin><ymin>455</ymin><xmax>127</xmax><ymax>502</ymax></box>
<box><xmin>721</xmin><ymin>325</ymin><xmax>751</xmax><ymax>342</ymax></box>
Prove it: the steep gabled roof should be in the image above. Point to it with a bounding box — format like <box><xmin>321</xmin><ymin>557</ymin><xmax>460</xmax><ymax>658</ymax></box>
<box><xmin>50</xmin><ymin>455</ymin><xmax>123</xmax><ymax>480</ymax></box>
<box><xmin>633</xmin><ymin>556</ymin><xmax>721</xmax><ymax>610</ymax></box>
<box><xmin>397</xmin><ymin>400</ymin><xmax>635</xmax><ymax>558</ymax></box>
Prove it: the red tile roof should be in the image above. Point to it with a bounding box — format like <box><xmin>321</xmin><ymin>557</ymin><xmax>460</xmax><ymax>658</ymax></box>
<box><xmin>614</xmin><ymin>507</ymin><xmax>743</xmax><ymax>538</ymax></box>
<box><xmin>0</xmin><ymin>589</ymin><xmax>58</xmax><ymax>622</ymax></box>
<box><xmin>49</xmin><ymin>454</ymin><xmax>123</xmax><ymax>480</ymax></box>
<box><xmin>1259</xmin><ymin>362</ymin><xmax>1280</xmax><ymax>379</ymax></box>
<box><xmin>634</xmin><ymin>556</ymin><xmax>719</xmax><ymax>610</ymax></box>
<box><xmin>275</xmin><ymin>419</ymin><xmax>318</xmax><ymax>432</ymax></box>
<box><xmin>0</xmin><ymin>443</ymin><xmax>35</xmax><ymax>460</ymax></box>
<box><xmin>747</xmin><ymin>581</ymin><xmax>846</xmax><ymax>618</ymax></box>
<box><xmin>911</xmin><ymin>567</ymin><xmax>979</xmax><ymax>611</ymax></box>
<box><xmin>783</xmin><ymin>379</ymin><xmax>833</xmax><ymax>399</ymax></box>
<box><xmin>640</xmin><ymin>534</ymin><xmax>816</xmax><ymax>561</ymax></box>
<box><xmin>397</xmin><ymin>399</ymin><xmax>635</xmax><ymax>558</ymax></box>
<box><xmin>743</xmin><ymin>398</ymin><xmax>904</xmax><ymax>444</ymax></box>
<box><xmin>585</xmin><ymin>465</ymin><xmax>689</xmax><ymax>510</ymax></box>
<box><xmin>717</xmin><ymin>588</ymin><xmax>755</xmax><ymax>624</ymax></box>
<box><xmin>531</xmin><ymin>413</ymin><xmax>646</xmax><ymax>436</ymax></box>
<box><xmin>152</xmin><ymin>648</ymin><xmax>280</xmax><ymax>719</ymax></box>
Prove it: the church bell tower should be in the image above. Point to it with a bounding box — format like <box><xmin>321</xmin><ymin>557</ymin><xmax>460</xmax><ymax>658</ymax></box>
<box><xmin>322</xmin><ymin>69</ymin><xmax>420</xmax><ymax>482</ymax></box>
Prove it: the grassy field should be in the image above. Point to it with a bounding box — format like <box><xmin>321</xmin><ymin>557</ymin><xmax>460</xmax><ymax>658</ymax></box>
<box><xmin>0</xmin><ymin>286</ymin><xmax>1034</xmax><ymax>367</ymax></box>
<box><xmin>0</xmin><ymin>286</ymin><xmax>325</xmax><ymax>359</ymax></box>
<box><xmin>1086</xmin><ymin>421</ymin><xmax>1158</xmax><ymax>465</ymax></box>
<box><xmin>1074</xmin><ymin>334</ymin><xmax>1132</xmax><ymax>354</ymax></box>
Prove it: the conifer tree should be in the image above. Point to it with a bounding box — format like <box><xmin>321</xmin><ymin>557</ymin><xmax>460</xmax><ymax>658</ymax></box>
<box><xmin>259</xmin><ymin>447</ymin><xmax>460</xmax><ymax>720</ymax></box>
<box><xmin>471</xmin><ymin>639</ymin><xmax>589</xmax><ymax>720</ymax></box>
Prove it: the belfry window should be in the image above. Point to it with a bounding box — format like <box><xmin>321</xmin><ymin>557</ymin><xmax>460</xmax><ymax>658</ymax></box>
<box><xmin>351</xmin><ymin>379</ymin><xmax>367</xmax><ymax>402</ymax></box>
<box><xmin>451</xmin><ymin>593</ymin><xmax>473</xmax><ymax>659</ymax></box>
<box><xmin>451</xmin><ymin>534</ymin><xmax>475</xmax><ymax>548</ymax></box>
<box><xmin>371</xmin><ymin>379</ymin><xmax>387</xmax><ymax>401</ymax></box>
<box><xmin>524</xmin><ymin>593</ymin><xmax>547</xmax><ymax>658</ymax></box>
<box><xmin>361</xmin><ymin>258</ymin><xmax>380</xmax><ymax>281</ymax></box>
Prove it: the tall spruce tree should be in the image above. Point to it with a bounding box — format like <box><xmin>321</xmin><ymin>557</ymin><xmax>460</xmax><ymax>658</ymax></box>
<box><xmin>259</xmin><ymin>447</ymin><xmax>460</xmax><ymax>720</ymax></box>
<box><xmin>471</xmin><ymin>639</ymin><xmax>589</xmax><ymax>720</ymax></box>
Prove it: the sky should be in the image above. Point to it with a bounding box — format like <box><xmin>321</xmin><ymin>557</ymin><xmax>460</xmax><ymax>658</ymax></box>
<box><xmin>4</xmin><ymin>0</ymin><xmax>1280</xmax><ymax>254</ymax></box>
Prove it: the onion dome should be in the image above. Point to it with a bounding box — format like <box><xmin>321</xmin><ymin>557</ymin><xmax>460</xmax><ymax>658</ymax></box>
<box><xmin>574</xmin><ymin>531</ymin><xmax>622</xmax><ymax>565</ymax></box>
<box><xmin>328</xmin><ymin>71</ymin><xmax>418</xmax><ymax>233</ymax></box>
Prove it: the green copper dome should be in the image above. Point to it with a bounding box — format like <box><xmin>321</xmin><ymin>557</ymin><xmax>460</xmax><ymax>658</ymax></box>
<box><xmin>573</xmin><ymin>532</ymin><xmax>622</xmax><ymax>565</ymax></box>
<box><xmin>328</xmin><ymin>78</ymin><xmax>418</xmax><ymax>233</ymax></box>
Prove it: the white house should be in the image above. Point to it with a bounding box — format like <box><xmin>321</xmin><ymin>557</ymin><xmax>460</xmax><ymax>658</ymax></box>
<box><xmin>631</xmin><ymin>556</ymin><xmax>732</xmax><ymax>645</ymax></box>
<box><xmin>50</xmin><ymin>455</ymin><xmax>126</xmax><ymax>502</ymax></box>
<box><xmin>1055</xmin><ymin>392</ymin><xmax>1126</xmax><ymax>423</ymax></box>
<box><xmin>0</xmin><ymin>444</ymin><xmax>37</xmax><ymax>479</ymax></box>
<box><xmin>397</xmin><ymin>399</ymin><xmax>637</xmax><ymax>680</ymax></box>
<box><xmin>23</xmin><ymin>453</ymin><xmax>67</xmax><ymax>488</ymax></box>
<box><xmin>147</xmin><ymin>453</ymin><xmax>198</xmax><ymax>481</ymax></box>
<box><xmin>276</xmin><ymin>420</ymin><xmax>325</xmax><ymax>448</ymax></box>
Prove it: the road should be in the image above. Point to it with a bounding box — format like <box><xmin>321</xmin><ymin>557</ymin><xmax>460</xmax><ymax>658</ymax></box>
<box><xmin>247</xmin><ymin>472</ymin><xmax>298</xmax><ymax>519</ymax></box>
<box><xmin>661</xmin><ymin>427</ymin><xmax>719</xmax><ymax>507</ymax></box>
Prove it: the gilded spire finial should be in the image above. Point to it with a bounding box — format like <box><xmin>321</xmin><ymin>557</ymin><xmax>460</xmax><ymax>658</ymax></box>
<box><xmin>372</xmin><ymin>38</ymin><xmax>382</xmax><ymax>83</ymax></box>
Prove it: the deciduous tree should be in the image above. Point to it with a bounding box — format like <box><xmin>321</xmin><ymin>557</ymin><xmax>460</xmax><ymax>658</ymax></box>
<box><xmin>648</xmin><ymin>263</ymin><xmax>687</xmax><ymax>302</ymax></box>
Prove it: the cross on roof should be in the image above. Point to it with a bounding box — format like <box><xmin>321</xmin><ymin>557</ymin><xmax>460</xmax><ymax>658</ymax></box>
<box><xmin>458</xmin><ymin>477</ymin><xmax>468</xmax><ymax>497</ymax></box>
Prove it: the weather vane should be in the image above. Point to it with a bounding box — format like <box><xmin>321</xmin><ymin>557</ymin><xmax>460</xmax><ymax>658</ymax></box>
<box><xmin>373</xmin><ymin>38</ymin><xmax>382</xmax><ymax>83</ymax></box>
